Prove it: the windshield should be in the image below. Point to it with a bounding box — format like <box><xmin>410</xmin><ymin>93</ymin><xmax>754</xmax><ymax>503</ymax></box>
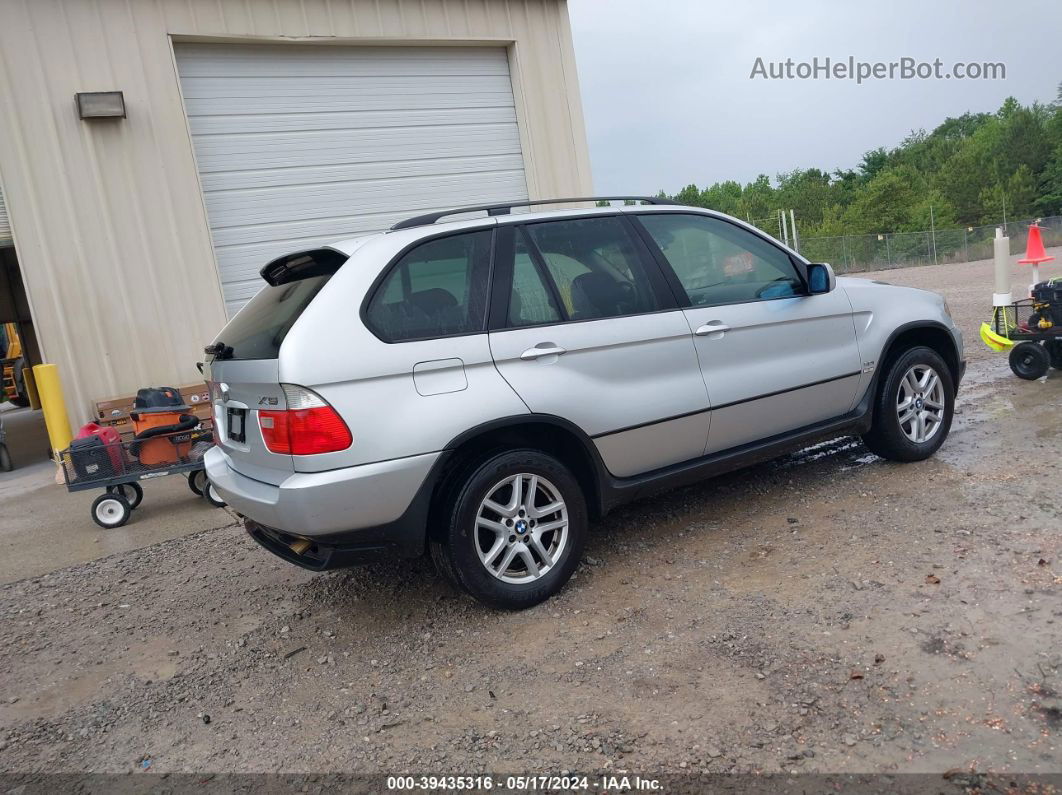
<box><xmin>210</xmin><ymin>249</ymin><xmax>346</xmax><ymax>360</ymax></box>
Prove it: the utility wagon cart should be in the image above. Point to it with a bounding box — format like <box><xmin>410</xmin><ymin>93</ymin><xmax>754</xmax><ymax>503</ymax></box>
<box><xmin>60</xmin><ymin>428</ymin><xmax>224</xmax><ymax>528</ymax></box>
<box><xmin>983</xmin><ymin>290</ymin><xmax>1062</xmax><ymax>380</ymax></box>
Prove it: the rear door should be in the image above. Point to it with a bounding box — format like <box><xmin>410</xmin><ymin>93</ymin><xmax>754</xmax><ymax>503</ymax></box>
<box><xmin>634</xmin><ymin>212</ymin><xmax>862</xmax><ymax>454</ymax></box>
<box><xmin>204</xmin><ymin>250</ymin><xmax>343</xmax><ymax>485</ymax></box>
<box><xmin>205</xmin><ymin>359</ymin><xmax>290</xmax><ymax>485</ymax></box>
<box><xmin>488</xmin><ymin>216</ymin><xmax>711</xmax><ymax>478</ymax></box>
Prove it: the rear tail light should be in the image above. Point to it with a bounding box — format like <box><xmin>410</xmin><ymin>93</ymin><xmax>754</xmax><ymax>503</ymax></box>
<box><xmin>258</xmin><ymin>384</ymin><xmax>352</xmax><ymax>455</ymax></box>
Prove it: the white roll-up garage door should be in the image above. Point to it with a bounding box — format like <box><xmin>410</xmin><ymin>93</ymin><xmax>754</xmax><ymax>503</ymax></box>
<box><xmin>175</xmin><ymin>43</ymin><xmax>529</xmax><ymax>316</ymax></box>
<box><xmin>0</xmin><ymin>184</ymin><xmax>12</xmax><ymax>247</ymax></box>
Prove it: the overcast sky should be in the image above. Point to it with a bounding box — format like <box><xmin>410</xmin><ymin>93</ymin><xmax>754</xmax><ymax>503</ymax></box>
<box><xmin>567</xmin><ymin>0</ymin><xmax>1062</xmax><ymax>196</ymax></box>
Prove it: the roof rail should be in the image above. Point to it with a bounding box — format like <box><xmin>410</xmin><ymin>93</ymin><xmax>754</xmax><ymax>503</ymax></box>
<box><xmin>389</xmin><ymin>196</ymin><xmax>678</xmax><ymax>231</ymax></box>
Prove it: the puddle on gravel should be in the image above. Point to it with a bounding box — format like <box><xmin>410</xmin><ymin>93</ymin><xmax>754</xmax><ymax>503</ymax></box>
<box><xmin>764</xmin><ymin>361</ymin><xmax>1060</xmax><ymax>481</ymax></box>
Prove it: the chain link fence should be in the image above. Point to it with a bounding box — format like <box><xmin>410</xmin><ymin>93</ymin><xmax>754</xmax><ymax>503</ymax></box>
<box><xmin>747</xmin><ymin>215</ymin><xmax>780</xmax><ymax>235</ymax></box>
<box><xmin>668</xmin><ymin>207</ymin><xmax>1059</xmax><ymax>273</ymax></box>
<box><xmin>748</xmin><ymin>213</ymin><xmax>802</xmax><ymax>248</ymax></box>
<box><xmin>796</xmin><ymin>215</ymin><xmax>1062</xmax><ymax>274</ymax></box>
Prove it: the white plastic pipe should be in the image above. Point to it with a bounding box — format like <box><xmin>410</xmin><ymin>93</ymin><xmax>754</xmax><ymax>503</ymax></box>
<box><xmin>992</xmin><ymin>227</ymin><xmax>1012</xmax><ymax>307</ymax></box>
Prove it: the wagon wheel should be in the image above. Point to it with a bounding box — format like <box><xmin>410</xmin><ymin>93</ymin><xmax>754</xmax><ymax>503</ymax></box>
<box><xmin>91</xmin><ymin>493</ymin><xmax>131</xmax><ymax>528</ymax></box>
<box><xmin>188</xmin><ymin>469</ymin><xmax>207</xmax><ymax>496</ymax></box>
<box><xmin>1049</xmin><ymin>339</ymin><xmax>1062</xmax><ymax>370</ymax></box>
<box><xmin>1009</xmin><ymin>341</ymin><xmax>1050</xmax><ymax>380</ymax></box>
<box><xmin>203</xmin><ymin>480</ymin><xmax>227</xmax><ymax>508</ymax></box>
<box><xmin>107</xmin><ymin>482</ymin><xmax>144</xmax><ymax>509</ymax></box>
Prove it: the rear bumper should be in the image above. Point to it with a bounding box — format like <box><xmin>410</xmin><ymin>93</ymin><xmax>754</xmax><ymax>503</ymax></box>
<box><xmin>204</xmin><ymin>446</ymin><xmax>442</xmax><ymax>565</ymax></box>
<box><xmin>244</xmin><ymin>518</ymin><xmax>416</xmax><ymax>570</ymax></box>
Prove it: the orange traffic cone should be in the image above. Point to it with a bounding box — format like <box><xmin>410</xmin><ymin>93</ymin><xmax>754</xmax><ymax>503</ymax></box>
<box><xmin>1018</xmin><ymin>224</ymin><xmax>1055</xmax><ymax>264</ymax></box>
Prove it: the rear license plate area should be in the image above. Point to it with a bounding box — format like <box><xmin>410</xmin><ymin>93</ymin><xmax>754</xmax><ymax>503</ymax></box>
<box><xmin>227</xmin><ymin>408</ymin><xmax>246</xmax><ymax>443</ymax></box>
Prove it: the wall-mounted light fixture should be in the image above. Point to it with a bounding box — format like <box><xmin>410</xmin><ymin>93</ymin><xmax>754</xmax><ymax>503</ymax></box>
<box><xmin>75</xmin><ymin>91</ymin><xmax>126</xmax><ymax>120</ymax></box>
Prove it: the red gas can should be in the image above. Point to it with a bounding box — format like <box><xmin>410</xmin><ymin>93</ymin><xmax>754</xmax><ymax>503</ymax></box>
<box><xmin>71</xmin><ymin>422</ymin><xmax>126</xmax><ymax>479</ymax></box>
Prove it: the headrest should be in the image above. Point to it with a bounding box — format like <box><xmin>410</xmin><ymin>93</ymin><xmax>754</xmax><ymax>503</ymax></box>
<box><xmin>571</xmin><ymin>273</ymin><xmax>628</xmax><ymax>318</ymax></box>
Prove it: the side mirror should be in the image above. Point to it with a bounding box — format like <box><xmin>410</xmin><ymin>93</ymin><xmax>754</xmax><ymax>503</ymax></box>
<box><xmin>807</xmin><ymin>263</ymin><xmax>836</xmax><ymax>294</ymax></box>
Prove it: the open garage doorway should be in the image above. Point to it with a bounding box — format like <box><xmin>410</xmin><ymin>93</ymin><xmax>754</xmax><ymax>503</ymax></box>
<box><xmin>0</xmin><ymin>242</ymin><xmax>49</xmax><ymax>474</ymax></box>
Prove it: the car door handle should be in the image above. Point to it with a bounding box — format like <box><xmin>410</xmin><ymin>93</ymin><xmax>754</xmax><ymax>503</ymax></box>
<box><xmin>694</xmin><ymin>323</ymin><xmax>731</xmax><ymax>336</ymax></box>
<box><xmin>520</xmin><ymin>345</ymin><xmax>567</xmax><ymax>360</ymax></box>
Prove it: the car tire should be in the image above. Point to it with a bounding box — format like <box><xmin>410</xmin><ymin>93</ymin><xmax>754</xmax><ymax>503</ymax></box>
<box><xmin>861</xmin><ymin>346</ymin><xmax>955</xmax><ymax>463</ymax></box>
<box><xmin>188</xmin><ymin>469</ymin><xmax>207</xmax><ymax>496</ymax></box>
<box><xmin>1009</xmin><ymin>341</ymin><xmax>1050</xmax><ymax>380</ymax></box>
<box><xmin>427</xmin><ymin>537</ymin><xmax>462</xmax><ymax>589</ymax></box>
<box><xmin>91</xmin><ymin>493</ymin><xmax>131</xmax><ymax>528</ymax></box>
<box><xmin>432</xmin><ymin>449</ymin><xmax>587</xmax><ymax>610</ymax></box>
<box><xmin>107</xmin><ymin>481</ymin><xmax>144</xmax><ymax>509</ymax></box>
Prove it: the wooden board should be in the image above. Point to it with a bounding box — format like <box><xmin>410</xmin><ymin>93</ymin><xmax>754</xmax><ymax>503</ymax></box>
<box><xmin>92</xmin><ymin>384</ymin><xmax>214</xmax><ymax>438</ymax></box>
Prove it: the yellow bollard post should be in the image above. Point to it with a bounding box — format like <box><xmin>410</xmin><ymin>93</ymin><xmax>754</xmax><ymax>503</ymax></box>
<box><xmin>32</xmin><ymin>363</ymin><xmax>73</xmax><ymax>455</ymax></box>
<box><xmin>22</xmin><ymin>367</ymin><xmax>41</xmax><ymax>410</ymax></box>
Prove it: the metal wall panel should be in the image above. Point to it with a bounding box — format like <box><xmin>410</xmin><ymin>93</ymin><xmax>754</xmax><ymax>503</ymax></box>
<box><xmin>0</xmin><ymin>0</ymin><xmax>591</xmax><ymax>423</ymax></box>
<box><xmin>0</xmin><ymin>183</ymin><xmax>10</xmax><ymax>246</ymax></box>
<box><xmin>175</xmin><ymin>43</ymin><xmax>529</xmax><ymax>315</ymax></box>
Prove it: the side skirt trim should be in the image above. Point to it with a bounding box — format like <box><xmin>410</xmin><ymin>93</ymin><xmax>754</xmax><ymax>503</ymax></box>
<box><xmin>598</xmin><ymin>394</ymin><xmax>873</xmax><ymax>514</ymax></box>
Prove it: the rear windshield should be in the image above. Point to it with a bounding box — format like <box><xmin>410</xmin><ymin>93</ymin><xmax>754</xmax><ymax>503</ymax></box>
<box><xmin>213</xmin><ymin>249</ymin><xmax>345</xmax><ymax>360</ymax></box>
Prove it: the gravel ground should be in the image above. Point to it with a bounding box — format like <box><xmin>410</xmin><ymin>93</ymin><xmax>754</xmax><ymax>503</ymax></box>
<box><xmin>1</xmin><ymin>254</ymin><xmax>1060</xmax><ymax>779</ymax></box>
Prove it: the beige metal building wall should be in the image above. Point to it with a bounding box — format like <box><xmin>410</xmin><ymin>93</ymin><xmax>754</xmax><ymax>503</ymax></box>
<box><xmin>0</xmin><ymin>0</ymin><xmax>591</xmax><ymax>424</ymax></box>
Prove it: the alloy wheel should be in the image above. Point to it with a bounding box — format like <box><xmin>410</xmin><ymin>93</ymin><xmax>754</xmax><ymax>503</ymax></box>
<box><xmin>474</xmin><ymin>473</ymin><xmax>569</xmax><ymax>584</ymax></box>
<box><xmin>896</xmin><ymin>364</ymin><xmax>946</xmax><ymax>443</ymax></box>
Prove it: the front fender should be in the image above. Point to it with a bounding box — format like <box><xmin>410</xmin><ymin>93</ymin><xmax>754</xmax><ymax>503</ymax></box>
<box><xmin>839</xmin><ymin>278</ymin><xmax>963</xmax><ymax>383</ymax></box>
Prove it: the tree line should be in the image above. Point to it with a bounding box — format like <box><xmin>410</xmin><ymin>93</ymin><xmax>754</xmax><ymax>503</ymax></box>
<box><xmin>658</xmin><ymin>84</ymin><xmax>1062</xmax><ymax>239</ymax></box>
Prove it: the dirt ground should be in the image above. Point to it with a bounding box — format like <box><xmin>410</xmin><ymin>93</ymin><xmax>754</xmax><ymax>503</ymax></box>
<box><xmin>0</xmin><ymin>253</ymin><xmax>1060</xmax><ymax>780</ymax></box>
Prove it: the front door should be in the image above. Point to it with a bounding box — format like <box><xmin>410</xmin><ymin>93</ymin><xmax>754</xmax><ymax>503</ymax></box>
<box><xmin>488</xmin><ymin>217</ymin><xmax>710</xmax><ymax>478</ymax></box>
<box><xmin>635</xmin><ymin>212</ymin><xmax>862</xmax><ymax>454</ymax></box>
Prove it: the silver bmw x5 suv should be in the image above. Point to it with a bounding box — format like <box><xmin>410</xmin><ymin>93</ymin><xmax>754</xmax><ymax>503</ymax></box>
<box><xmin>204</xmin><ymin>197</ymin><xmax>964</xmax><ymax>609</ymax></box>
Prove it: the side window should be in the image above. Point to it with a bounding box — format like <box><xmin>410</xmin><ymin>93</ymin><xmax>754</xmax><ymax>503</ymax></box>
<box><xmin>639</xmin><ymin>214</ymin><xmax>804</xmax><ymax>306</ymax></box>
<box><xmin>523</xmin><ymin>217</ymin><xmax>663</xmax><ymax>321</ymax></box>
<box><xmin>508</xmin><ymin>233</ymin><xmax>562</xmax><ymax>327</ymax></box>
<box><xmin>367</xmin><ymin>230</ymin><xmax>492</xmax><ymax>341</ymax></box>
